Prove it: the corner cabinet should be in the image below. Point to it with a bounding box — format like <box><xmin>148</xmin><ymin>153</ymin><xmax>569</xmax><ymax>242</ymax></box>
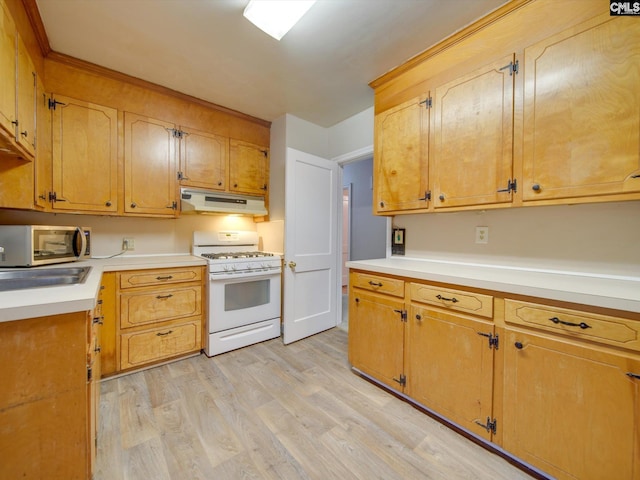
<box><xmin>124</xmin><ymin>112</ymin><xmax>179</xmax><ymax>217</ymax></box>
<box><xmin>521</xmin><ymin>13</ymin><xmax>640</xmax><ymax>202</ymax></box>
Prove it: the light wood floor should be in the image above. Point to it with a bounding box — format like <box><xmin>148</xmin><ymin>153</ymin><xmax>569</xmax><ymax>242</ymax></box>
<box><xmin>96</xmin><ymin>328</ymin><xmax>535</xmax><ymax>480</ymax></box>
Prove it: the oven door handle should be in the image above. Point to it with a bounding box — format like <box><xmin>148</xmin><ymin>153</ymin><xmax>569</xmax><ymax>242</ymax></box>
<box><xmin>209</xmin><ymin>269</ymin><xmax>281</xmax><ymax>281</ymax></box>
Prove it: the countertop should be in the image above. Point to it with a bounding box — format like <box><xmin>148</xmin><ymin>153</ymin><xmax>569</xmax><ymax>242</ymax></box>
<box><xmin>0</xmin><ymin>254</ymin><xmax>207</xmax><ymax>323</ymax></box>
<box><xmin>346</xmin><ymin>257</ymin><xmax>640</xmax><ymax>314</ymax></box>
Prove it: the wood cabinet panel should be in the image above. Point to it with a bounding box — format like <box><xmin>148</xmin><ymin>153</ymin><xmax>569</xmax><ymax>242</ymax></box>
<box><xmin>350</xmin><ymin>271</ymin><xmax>404</xmax><ymax>297</ymax></box>
<box><xmin>0</xmin><ymin>0</ymin><xmax>16</xmax><ymax>138</ymax></box>
<box><xmin>120</xmin><ymin>285</ymin><xmax>202</xmax><ymax>328</ymax></box>
<box><xmin>505</xmin><ymin>298</ymin><xmax>640</xmax><ymax>353</ymax></box>
<box><xmin>431</xmin><ymin>55</ymin><xmax>514</xmax><ymax>208</ymax></box>
<box><xmin>119</xmin><ymin>267</ymin><xmax>202</xmax><ymax>289</ymax></box>
<box><xmin>124</xmin><ymin>112</ymin><xmax>178</xmax><ymax>216</ymax></box>
<box><xmin>120</xmin><ymin>320</ymin><xmax>201</xmax><ymax>370</ymax></box>
<box><xmin>99</xmin><ymin>272</ymin><xmax>117</xmax><ymax>376</ymax></box>
<box><xmin>229</xmin><ymin>139</ymin><xmax>269</xmax><ymax>195</ymax></box>
<box><xmin>50</xmin><ymin>95</ymin><xmax>118</xmax><ymax>212</ymax></box>
<box><xmin>179</xmin><ymin>125</ymin><xmax>228</xmax><ymax>191</ymax></box>
<box><xmin>348</xmin><ymin>286</ymin><xmax>405</xmax><ymax>392</ymax></box>
<box><xmin>406</xmin><ymin>305</ymin><xmax>495</xmax><ymax>440</ymax></box>
<box><xmin>409</xmin><ymin>282</ymin><xmax>493</xmax><ymax>318</ymax></box>
<box><xmin>522</xmin><ymin>14</ymin><xmax>640</xmax><ymax>202</ymax></box>
<box><xmin>15</xmin><ymin>34</ymin><xmax>35</xmax><ymax>157</ymax></box>
<box><xmin>503</xmin><ymin>327</ymin><xmax>640</xmax><ymax>480</ymax></box>
<box><xmin>374</xmin><ymin>96</ymin><xmax>429</xmax><ymax>213</ymax></box>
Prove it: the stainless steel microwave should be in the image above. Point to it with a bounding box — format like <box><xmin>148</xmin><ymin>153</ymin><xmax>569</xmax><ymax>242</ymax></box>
<box><xmin>0</xmin><ymin>225</ymin><xmax>91</xmax><ymax>267</ymax></box>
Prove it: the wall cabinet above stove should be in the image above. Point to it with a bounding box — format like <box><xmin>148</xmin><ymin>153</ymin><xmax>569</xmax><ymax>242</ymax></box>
<box><xmin>371</xmin><ymin>0</ymin><xmax>640</xmax><ymax>215</ymax></box>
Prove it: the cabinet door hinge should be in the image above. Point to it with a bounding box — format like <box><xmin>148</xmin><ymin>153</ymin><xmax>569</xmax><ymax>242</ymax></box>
<box><xmin>497</xmin><ymin>178</ymin><xmax>517</xmax><ymax>194</ymax></box>
<box><xmin>87</xmin><ymin>366</ymin><xmax>93</xmax><ymax>382</ymax></box>
<box><xmin>419</xmin><ymin>97</ymin><xmax>432</xmax><ymax>109</ymax></box>
<box><xmin>393</xmin><ymin>374</ymin><xmax>406</xmax><ymax>387</ymax></box>
<box><xmin>394</xmin><ymin>309</ymin><xmax>407</xmax><ymax>322</ymax></box>
<box><xmin>418</xmin><ymin>191</ymin><xmax>431</xmax><ymax>202</ymax></box>
<box><xmin>475</xmin><ymin>416</ymin><xmax>497</xmax><ymax>434</ymax></box>
<box><xmin>177</xmin><ymin>171</ymin><xmax>189</xmax><ymax>181</ymax></box>
<box><xmin>499</xmin><ymin>60</ymin><xmax>519</xmax><ymax>76</ymax></box>
<box><xmin>48</xmin><ymin>98</ymin><xmax>66</xmax><ymax>110</ymax></box>
<box><xmin>477</xmin><ymin>332</ymin><xmax>499</xmax><ymax>350</ymax></box>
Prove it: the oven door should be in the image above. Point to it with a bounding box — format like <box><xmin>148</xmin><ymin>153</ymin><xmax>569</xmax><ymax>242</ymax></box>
<box><xmin>208</xmin><ymin>270</ymin><xmax>281</xmax><ymax>332</ymax></box>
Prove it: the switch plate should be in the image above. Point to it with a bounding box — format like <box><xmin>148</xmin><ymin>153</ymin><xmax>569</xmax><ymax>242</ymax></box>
<box><xmin>475</xmin><ymin>226</ymin><xmax>489</xmax><ymax>244</ymax></box>
<box><xmin>123</xmin><ymin>238</ymin><xmax>135</xmax><ymax>250</ymax></box>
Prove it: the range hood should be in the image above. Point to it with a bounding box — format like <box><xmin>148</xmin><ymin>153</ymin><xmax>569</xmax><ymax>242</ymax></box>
<box><xmin>180</xmin><ymin>188</ymin><xmax>268</xmax><ymax>216</ymax></box>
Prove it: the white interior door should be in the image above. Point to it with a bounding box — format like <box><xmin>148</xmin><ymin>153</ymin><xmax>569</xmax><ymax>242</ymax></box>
<box><xmin>283</xmin><ymin>148</ymin><xmax>340</xmax><ymax>344</ymax></box>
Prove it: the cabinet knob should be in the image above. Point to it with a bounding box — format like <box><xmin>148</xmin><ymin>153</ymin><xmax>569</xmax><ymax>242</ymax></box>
<box><xmin>261</xmin><ymin>184</ymin><xmax>268</xmax><ymax>191</ymax></box>
<box><xmin>130</xmin><ymin>202</ymin><xmax>137</xmax><ymax>208</ymax></box>
<box><xmin>218</xmin><ymin>181</ymin><xmax>222</xmax><ymax>186</ymax></box>
<box><xmin>415</xmin><ymin>314</ymin><xmax>422</xmax><ymax>321</ymax></box>
<box><xmin>515</xmin><ymin>342</ymin><xmax>523</xmax><ymax>349</ymax></box>
<box><xmin>234</xmin><ymin>183</ymin><xmax>238</xmax><ymax>188</ymax></box>
<box><xmin>439</xmin><ymin>194</ymin><xmax>445</xmax><ymax>201</ymax></box>
<box><xmin>532</xmin><ymin>183</ymin><xmax>541</xmax><ymax>191</ymax></box>
<box><xmin>20</xmin><ymin>130</ymin><xmax>28</xmax><ymax>138</ymax></box>
<box><xmin>105</xmin><ymin>201</ymin><xmax>112</xmax><ymax>207</ymax></box>
<box><xmin>379</xmin><ymin>201</ymin><xmax>385</xmax><ymax>208</ymax></box>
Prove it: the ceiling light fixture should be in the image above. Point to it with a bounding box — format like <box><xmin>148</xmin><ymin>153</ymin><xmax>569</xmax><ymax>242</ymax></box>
<box><xmin>243</xmin><ymin>0</ymin><xmax>317</xmax><ymax>41</ymax></box>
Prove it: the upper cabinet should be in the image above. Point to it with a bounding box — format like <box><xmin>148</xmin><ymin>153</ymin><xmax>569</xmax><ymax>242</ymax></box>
<box><xmin>0</xmin><ymin>1</ymin><xmax>36</xmax><ymax>160</ymax></box>
<box><xmin>521</xmin><ymin>13</ymin><xmax>640</xmax><ymax>202</ymax></box>
<box><xmin>431</xmin><ymin>55</ymin><xmax>515</xmax><ymax>209</ymax></box>
<box><xmin>371</xmin><ymin>1</ymin><xmax>640</xmax><ymax>215</ymax></box>
<box><xmin>374</xmin><ymin>96</ymin><xmax>429</xmax><ymax>213</ymax></box>
<box><xmin>124</xmin><ymin>112</ymin><xmax>178</xmax><ymax>217</ymax></box>
<box><xmin>178</xmin><ymin>126</ymin><xmax>228</xmax><ymax>191</ymax></box>
<box><xmin>229</xmin><ymin>139</ymin><xmax>269</xmax><ymax>196</ymax></box>
<box><xmin>45</xmin><ymin>95</ymin><xmax>118</xmax><ymax>213</ymax></box>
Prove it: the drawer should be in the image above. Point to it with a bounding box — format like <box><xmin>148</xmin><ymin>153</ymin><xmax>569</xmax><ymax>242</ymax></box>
<box><xmin>120</xmin><ymin>285</ymin><xmax>202</xmax><ymax>329</ymax></box>
<box><xmin>410</xmin><ymin>283</ymin><xmax>493</xmax><ymax>318</ymax></box>
<box><xmin>119</xmin><ymin>267</ymin><xmax>202</xmax><ymax>289</ymax></box>
<box><xmin>351</xmin><ymin>272</ymin><xmax>404</xmax><ymax>297</ymax></box>
<box><xmin>505</xmin><ymin>299</ymin><xmax>640</xmax><ymax>352</ymax></box>
<box><xmin>120</xmin><ymin>321</ymin><xmax>202</xmax><ymax>369</ymax></box>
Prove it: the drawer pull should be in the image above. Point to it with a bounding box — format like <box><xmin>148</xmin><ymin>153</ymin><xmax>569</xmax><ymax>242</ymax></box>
<box><xmin>549</xmin><ymin>316</ymin><xmax>591</xmax><ymax>329</ymax></box>
<box><xmin>156</xmin><ymin>330</ymin><xmax>173</xmax><ymax>336</ymax></box>
<box><xmin>436</xmin><ymin>294</ymin><xmax>459</xmax><ymax>303</ymax></box>
<box><xmin>627</xmin><ymin>373</ymin><xmax>640</xmax><ymax>380</ymax></box>
<box><xmin>368</xmin><ymin>281</ymin><xmax>383</xmax><ymax>287</ymax></box>
<box><xmin>156</xmin><ymin>275</ymin><xmax>174</xmax><ymax>280</ymax></box>
<box><xmin>156</xmin><ymin>294</ymin><xmax>174</xmax><ymax>299</ymax></box>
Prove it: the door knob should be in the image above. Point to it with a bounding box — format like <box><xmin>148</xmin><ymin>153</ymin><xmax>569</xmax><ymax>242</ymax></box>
<box><xmin>288</xmin><ymin>261</ymin><xmax>297</xmax><ymax>269</ymax></box>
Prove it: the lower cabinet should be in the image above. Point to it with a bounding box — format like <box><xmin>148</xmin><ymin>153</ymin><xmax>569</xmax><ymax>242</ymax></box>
<box><xmin>0</xmin><ymin>310</ymin><xmax>98</xmax><ymax>479</ymax></box>
<box><xmin>101</xmin><ymin>265</ymin><xmax>205</xmax><ymax>375</ymax></box>
<box><xmin>348</xmin><ymin>269</ymin><xmax>640</xmax><ymax>480</ymax></box>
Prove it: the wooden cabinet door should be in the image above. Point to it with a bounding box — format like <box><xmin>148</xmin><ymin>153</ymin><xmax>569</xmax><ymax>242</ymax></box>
<box><xmin>15</xmin><ymin>35</ymin><xmax>35</xmax><ymax>157</ymax></box>
<box><xmin>431</xmin><ymin>55</ymin><xmax>514</xmax><ymax>208</ymax></box>
<box><xmin>229</xmin><ymin>139</ymin><xmax>268</xmax><ymax>195</ymax></box>
<box><xmin>374</xmin><ymin>97</ymin><xmax>429</xmax><ymax>213</ymax></box>
<box><xmin>503</xmin><ymin>328</ymin><xmax>640</xmax><ymax>480</ymax></box>
<box><xmin>51</xmin><ymin>95</ymin><xmax>118</xmax><ymax>212</ymax></box>
<box><xmin>348</xmin><ymin>288</ymin><xmax>405</xmax><ymax>392</ymax></box>
<box><xmin>124</xmin><ymin>112</ymin><xmax>178</xmax><ymax>216</ymax></box>
<box><xmin>179</xmin><ymin>126</ymin><xmax>228</xmax><ymax>191</ymax></box>
<box><xmin>406</xmin><ymin>305</ymin><xmax>495</xmax><ymax>440</ymax></box>
<box><xmin>522</xmin><ymin>14</ymin><xmax>640</xmax><ymax>201</ymax></box>
<box><xmin>0</xmin><ymin>1</ymin><xmax>16</xmax><ymax>138</ymax></box>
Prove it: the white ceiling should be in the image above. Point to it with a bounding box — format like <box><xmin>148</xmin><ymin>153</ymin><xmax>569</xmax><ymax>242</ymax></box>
<box><xmin>35</xmin><ymin>0</ymin><xmax>508</xmax><ymax>127</ymax></box>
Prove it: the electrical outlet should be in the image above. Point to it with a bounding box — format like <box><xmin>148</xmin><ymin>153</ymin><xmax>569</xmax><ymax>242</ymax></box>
<box><xmin>123</xmin><ymin>237</ymin><xmax>135</xmax><ymax>250</ymax></box>
<box><xmin>475</xmin><ymin>226</ymin><xmax>489</xmax><ymax>244</ymax></box>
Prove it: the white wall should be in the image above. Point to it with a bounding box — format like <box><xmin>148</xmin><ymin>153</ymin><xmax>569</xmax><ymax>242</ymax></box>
<box><xmin>393</xmin><ymin>201</ymin><xmax>640</xmax><ymax>276</ymax></box>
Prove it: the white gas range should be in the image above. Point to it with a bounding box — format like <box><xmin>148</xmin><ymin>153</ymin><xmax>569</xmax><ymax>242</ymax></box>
<box><xmin>192</xmin><ymin>231</ymin><xmax>282</xmax><ymax>356</ymax></box>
